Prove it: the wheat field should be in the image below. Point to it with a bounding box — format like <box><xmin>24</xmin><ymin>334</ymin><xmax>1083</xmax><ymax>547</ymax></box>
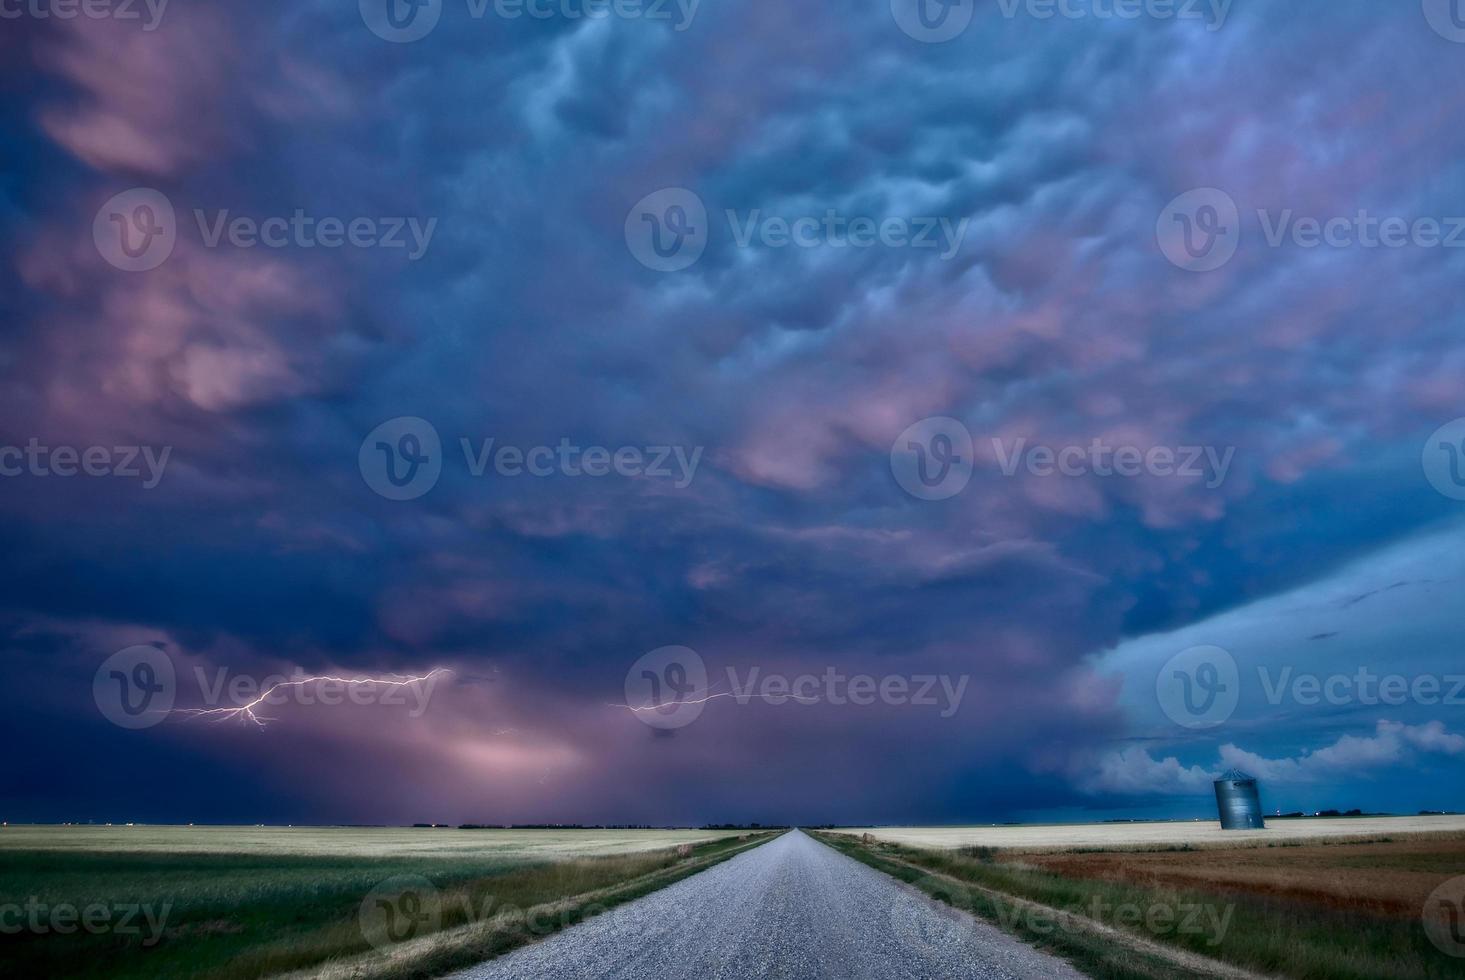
<box><xmin>829</xmin><ymin>814</ymin><xmax>1465</xmax><ymax>851</ymax></box>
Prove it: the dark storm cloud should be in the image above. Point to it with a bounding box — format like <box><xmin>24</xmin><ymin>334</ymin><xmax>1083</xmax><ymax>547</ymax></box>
<box><xmin>2</xmin><ymin>1</ymin><xmax>1464</xmax><ymax>823</ymax></box>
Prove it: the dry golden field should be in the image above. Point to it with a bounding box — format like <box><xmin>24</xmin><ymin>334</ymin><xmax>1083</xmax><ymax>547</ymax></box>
<box><xmin>830</xmin><ymin>814</ymin><xmax>1465</xmax><ymax>852</ymax></box>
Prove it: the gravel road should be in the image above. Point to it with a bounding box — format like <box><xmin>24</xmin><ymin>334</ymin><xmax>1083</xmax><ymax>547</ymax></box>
<box><xmin>448</xmin><ymin>829</ymin><xmax>1086</xmax><ymax>980</ymax></box>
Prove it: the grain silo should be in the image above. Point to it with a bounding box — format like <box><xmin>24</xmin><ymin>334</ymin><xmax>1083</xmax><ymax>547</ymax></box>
<box><xmin>1214</xmin><ymin>769</ymin><xmax>1265</xmax><ymax>830</ymax></box>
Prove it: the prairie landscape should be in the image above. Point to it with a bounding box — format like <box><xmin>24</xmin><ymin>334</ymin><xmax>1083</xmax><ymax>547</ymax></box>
<box><xmin>818</xmin><ymin>817</ymin><xmax>1465</xmax><ymax>980</ymax></box>
<box><xmin>0</xmin><ymin>825</ymin><xmax>771</xmax><ymax>980</ymax></box>
<box><xmin>9</xmin><ymin>3</ymin><xmax>1465</xmax><ymax>979</ymax></box>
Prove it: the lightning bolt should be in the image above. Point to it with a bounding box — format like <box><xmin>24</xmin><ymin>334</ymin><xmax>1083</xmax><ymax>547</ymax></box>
<box><xmin>612</xmin><ymin>682</ymin><xmax>819</xmax><ymax>714</ymax></box>
<box><xmin>175</xmin><ymin>668</ymin><xmax>452</xmax><ymax>729</ymax></box>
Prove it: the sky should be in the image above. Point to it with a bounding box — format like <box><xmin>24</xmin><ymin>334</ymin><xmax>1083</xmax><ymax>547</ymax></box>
<box><xmin>3</xmin><ymin>0</ymin><xmax>1465</xmax><ymax>827</ymax></box>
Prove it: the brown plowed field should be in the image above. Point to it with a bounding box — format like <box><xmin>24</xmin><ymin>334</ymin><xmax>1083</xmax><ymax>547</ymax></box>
<box><xmin>1019</xmin><ymin>836</ymin><xmax>1465</xmax><ymax>917</ymax></box>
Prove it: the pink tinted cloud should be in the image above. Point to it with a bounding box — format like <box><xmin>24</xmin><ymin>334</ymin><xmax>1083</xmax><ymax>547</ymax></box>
<box><xmin>36</xmin><ymin>11</ymin><xmax>238</xmax><ymax>176</ymax></box>
<box><xmin>18</xmin><ymin>225</ymin><xmax>339</xmax><ymax>440</ymax></box>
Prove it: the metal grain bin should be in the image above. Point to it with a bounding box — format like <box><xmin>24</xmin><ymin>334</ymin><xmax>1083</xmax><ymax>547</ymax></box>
<box><xmin>1214</xmin><ymin>769</ymin><xmax>1265</xmax><ymax>830</ymax></box>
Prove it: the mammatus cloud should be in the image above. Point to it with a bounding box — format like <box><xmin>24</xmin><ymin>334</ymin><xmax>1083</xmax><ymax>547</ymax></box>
<box><xmin>2</xmin><ymin>4</ymin><xmax>1464</xmax><ymax>822</ymax></box>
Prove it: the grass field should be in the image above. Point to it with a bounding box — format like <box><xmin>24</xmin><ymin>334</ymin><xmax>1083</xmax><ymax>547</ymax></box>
<box><xmin>0</xmin><ymin>825</ymin><xmax>743</xmax><ymax>858</ymax></box>
<box><xmin>816</xmin><ymin>822</ymin><xmax>1465</xmax><ymax>980</ymax></box>
<box><xmin>0</xmin><ymin>825</ymin><xmax>773</xmax><ymax>980</ymax></box>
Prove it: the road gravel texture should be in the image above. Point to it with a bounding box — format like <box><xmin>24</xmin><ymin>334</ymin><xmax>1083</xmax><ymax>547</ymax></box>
<box><xmin>448</xmin><ymin>829</ymin><xmax>1085</xmax><ymax>980</ymax></box>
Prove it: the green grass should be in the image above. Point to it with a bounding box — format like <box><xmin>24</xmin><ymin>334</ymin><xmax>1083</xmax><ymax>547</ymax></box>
<box><xmin>814</xmin><ymin>832</ymin><xmax>1465</xmax><ymax>980</ymax></box>
<box><xmin>0</xmin><ymin>829</ymin><xmax>775</xmax><ymax>980</ymax></box>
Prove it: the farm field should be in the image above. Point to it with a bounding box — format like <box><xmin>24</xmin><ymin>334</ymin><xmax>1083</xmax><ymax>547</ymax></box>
<box><xmin>1025</xmin><ymin>835</ymin><xmax>1465</xmax><ymax>919</ymax></box>
<box><xmin>829</xmin><ymin>814</ymin><xmax>1465</xmax><ymax>851</ymax></box>
<box><xmin>0</xmin><ymin>825</ymin><xmax>773</xmax><ymax>980</ymax></box>
<box><xmin>818</xmin><ymin>821</ymin><xmax>1465</xmax><ymax>980</ymax></box>
<box><xmin>0</xmin><ymin>824</ymin><xmax>743</xmax><ymax>858</ymax></box>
